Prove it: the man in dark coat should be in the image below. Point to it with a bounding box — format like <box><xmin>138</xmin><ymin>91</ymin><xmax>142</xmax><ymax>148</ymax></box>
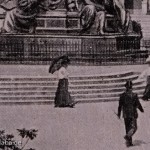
<box><xmin>117</xmin><ymin>80</ymin><xmax>144</xmax><ymax>147</ymax></box>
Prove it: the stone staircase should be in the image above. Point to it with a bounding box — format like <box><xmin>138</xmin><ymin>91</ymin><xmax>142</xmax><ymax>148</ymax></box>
<box><xmin>131</xmin><ymin>14</ymin><xmax>150</xmax><ymax>39</ymax></box>
<box><xmin>0</xmin><ymin>71</ymin><xmax>145</xmax><ymax>105</ymax></box>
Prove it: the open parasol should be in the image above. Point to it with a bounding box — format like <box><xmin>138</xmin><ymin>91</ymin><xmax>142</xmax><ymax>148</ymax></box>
<box><xmin>49</xmin><ymin>55</ymin><xmax>70</xmax><ymax>74</ymax></box>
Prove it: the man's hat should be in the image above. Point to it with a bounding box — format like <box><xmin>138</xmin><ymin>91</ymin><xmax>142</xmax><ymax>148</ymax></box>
<box><xmin>146</xmin><ymin>55</ymin><xmax>150</xmax><ymax>64</ymax></box>
<box><xmin>125</xmin><ymin>80</ymin><xmax>132</xmax><ymax>89</ymax></box>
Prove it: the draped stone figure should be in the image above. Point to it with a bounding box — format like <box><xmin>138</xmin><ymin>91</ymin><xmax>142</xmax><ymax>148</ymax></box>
<box><xmin>113</xmin><ymin>0</ymin><xmax>130</xmax><ymax>33</ymax></box>
<box><xmin>79</xmin><ymin>0</ymin><xmax>130</xmax><ymax>34</ymax></box>
<box><xmin>66</xmin><ymin>0</ymin><xmax>78</xmax><ymax>12</ymax></box>
<box><xmin>80</xmin><ymin>0</ymin><xmax>105</xmax><ymax>35</ymax></box>
<box><xmin>0</xmin><ymin>0</ymin><xmax>63</xmax><ymax>33</ymax></box>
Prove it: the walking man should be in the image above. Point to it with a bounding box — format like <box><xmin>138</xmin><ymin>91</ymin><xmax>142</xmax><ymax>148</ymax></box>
<box><xmin>117</xmin><ymin>80</ymin><xmax>144</xmax><ymax>147</ymax></box>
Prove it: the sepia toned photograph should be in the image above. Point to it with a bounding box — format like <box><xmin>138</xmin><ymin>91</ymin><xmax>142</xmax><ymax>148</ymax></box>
<box><xmin>0</xmin><ymin>0</ymin><xmax>149</xmax><ymax>149</ymax></box>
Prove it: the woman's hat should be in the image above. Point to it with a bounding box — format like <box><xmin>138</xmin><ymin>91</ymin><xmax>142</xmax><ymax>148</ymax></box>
<box><xmin>146</xmin><ymin>55</ymin><xmax>150</xmax><ymax>64</ymax></box>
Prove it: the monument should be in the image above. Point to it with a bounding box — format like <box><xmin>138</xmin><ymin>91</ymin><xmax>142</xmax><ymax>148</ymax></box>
<box><xmin>0</xmin><ymin>0</ymin><xmax>142</xmax><ymax>35</ymax></box>
<box><xmin>0</xmin><ymin>0</ymin><xmax>144</xmax><ymax>65</ymax></box>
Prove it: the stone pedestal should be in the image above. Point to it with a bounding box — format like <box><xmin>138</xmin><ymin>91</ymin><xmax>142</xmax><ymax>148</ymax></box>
<box><xmin>0</xmin><ymin>34</ymin><xmax>142</xmax><ymax>65</ymax></box>
<box><xmin>36</xmin><ymin>0</ymin><xmax>81</xmax><ymax>34</ymax></box>
<box><xmin>36</xmin><ymin>10</ymin><xmax>67</xmax><ymax>34</ymax></box>
<box><xmin>36</xmin><ymin>10</ymin><xmax>80</xmax><ymax>34</ymax></box>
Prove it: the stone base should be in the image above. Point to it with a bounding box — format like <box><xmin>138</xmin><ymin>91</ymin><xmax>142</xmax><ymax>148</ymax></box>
<box><xmin>36</xmin><ymin>11</ymin><xmax>81</xmax><ymax>34</ymax></box>
<box><xmin>36</xmin><ymin>11</ymin><xmax>122</xmax><ymax>35</ymax></box>
<box><xmin>0</xmin><ymin>34</ymin><xmax>144</xmax><ymax>65</ymax></box>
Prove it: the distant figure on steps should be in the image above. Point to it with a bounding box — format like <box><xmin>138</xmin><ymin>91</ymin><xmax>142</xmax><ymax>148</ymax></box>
<box><xmin>138</xmin><ymin>55</ymin><xmax>150</xmax><ymax>101</ymax></box>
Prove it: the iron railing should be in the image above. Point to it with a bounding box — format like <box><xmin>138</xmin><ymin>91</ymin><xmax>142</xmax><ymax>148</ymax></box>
<box><xmin>0</xmin><ymin>34</ymin><xmax>148</xmax><ymax>65</ymax></box>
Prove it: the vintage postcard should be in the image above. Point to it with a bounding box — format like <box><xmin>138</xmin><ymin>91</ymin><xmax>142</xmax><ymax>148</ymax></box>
<box><xmin>0</xmin><ymin>0</ymin><xmax>149</xmax><ymax>150</ymax></box>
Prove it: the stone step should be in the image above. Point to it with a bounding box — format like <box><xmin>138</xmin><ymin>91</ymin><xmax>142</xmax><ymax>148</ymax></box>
<box><xmin>75</xmin><ymin>55</ymin><xmax>147</xmax><ymax>63</ymax></box>
<box><xmin>0</xmin><ymin>70</ymin><xmax>145</xmax><ymax>104</ymax></box>
<box><xmin>70</xmin><ymin>80</ymin><xmax>144</xmax><ymax>89</ymax></box>
<box><xmin>142</xmin><ymin>33</ymin><xmax>150</xmax><ymax>36</ymax></box>
<box><xmin>0</xmin><ymin>82</ymin><xmax>144</xmax><ymax>92</ymax></box>
<box><xmin>142</xmin><ymin>27</ymin><xmax>150</xmax><ymax>31</ymax></box>
<box><xmin>0</xmin><ymin>93</ymin><xmax>144</xmax><ymax>105</ymax></box>
<box><xmin>77</xmin><ymin>97</ymin><xmax>119</xmax><ymax>103</ymax></box>
<box><xmin>0</xmin><ymin>76</ymin><xmax>137</xmax><ymax>88</ymax></box>
<box><xmin>0</xmin><ymin>100</ymin><xmax>52</xmax><ymax>105</ymax></box>
<box><xmin>0</xmin><ymin>89</ymin><xmax>144</xmax><ymax>100</ymax></box>
<box><xmin>131</xmin><ymin>15</ymin><xmax>150</xmax><ymax>20</ymax></box>
<box><xmin>0</xmin><ymin>82</ymin><xmax>57</xmax><ymax>86</ymax></box>
<box><xmin>77</xmin><ymin>53</ymin><xmax>139</xmax><ymax>59</ymax></box>
<box><xmin>73</xmin><ymin>89</ymin><xmax>144</xmax><ymax>95</ymax></box>
<box><xmin>142</xmin><ymin>32</ymin><xmax>150</xmax><ymax>36</ymax></box>
<box><xmin>71</xmin><ymin>86</ymin><xmax>144</xmax><ymax>94</ymax></box>
<box><xmin>0</xmin><ymin>91</ymin><xmax>52</xmax><ymax>96</ymax></box>
<box><xmin>141</xmin><ymin>23</ymin><xmax>150</xmax><ymax>27</ymax></box>
<box><xmin>143</xmin><ymin>35</ymin><xmax>150</xmax><ymax>38</ymax></box>
<box><xmin>71</xmin><ymin>90</ymin><xmax>144</xmax><ymax>99</ymax></box>
<box><xmin>0</xmin><ymin>86</ymin><xmax>56</xmax><ymax>91</ymax></box>
<box><xmin>71</xmin><ymin>75</ymin><xmax>138</xmax><ymax>84</ymax></box>
<box><xmin>0</xmin><ymin>77</ymin><xmax>56</xmax><ymax>82</ymax></box>
<box><xmin>0</xmin><ymin>71</ymin><xmax>135</xmax><ymax>80</ymax></box>
<box><xmin>0</xmin><ymin>73</ymin><xmax>137</xmax><ymax>84</ymax></box>
<box><xmin>0</xmin><ymin>84</ymin><xmax>145</xmax><ymax>96</ymax></box>
<box><xmin>77</xmin><ymin>95</ymin><xmax>143</xmax><ymax>103</ymax></box>
<box><xmin>0</xmin><ymin>75</ymin><xmax>139</xmax><ymax>86</ymax></box>
<box><xmin>0</xmin><ymin>81</ymin><xmax>144</xmax><ymax>91</ymax></box>
<box><xmin>70</xmin><ymin>71</ymin><xmax>135</xmax><ymax>79</ymax></box>
<box><xmin>132</xmin><ymin>18</ymin><xmax>150</xmax><ymax>22</ymax></box>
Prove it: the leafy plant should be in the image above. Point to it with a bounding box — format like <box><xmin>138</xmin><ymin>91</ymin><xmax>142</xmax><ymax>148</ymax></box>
<box><xmin>17</xmin><ymin>129</ymin><xmax>38</xmax><ymax>150</ymax></box>
<box><xmin>0</xmin><ymin>128</ymin><xmax>38</xmax><ymax>150</ymax></box>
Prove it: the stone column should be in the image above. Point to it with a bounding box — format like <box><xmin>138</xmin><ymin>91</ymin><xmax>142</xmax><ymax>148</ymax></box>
<box><xmin>148</xmin><ymin>0</ymin><xmax>150</xmax><ymax>11</ymax></box>
<box><xmin>133</xmin><ymin>0</ymin><xmax>142</xmax><ymax>14</ymax></box>
<box><xmin>142</xmin><ymin>0</ymin><xmax>148</xmax><ymax>14</ymax></box>
<box><xmin>125</xmin><ymin>0</ymin><xmax>142</xmax><ymax>14</ymax></box>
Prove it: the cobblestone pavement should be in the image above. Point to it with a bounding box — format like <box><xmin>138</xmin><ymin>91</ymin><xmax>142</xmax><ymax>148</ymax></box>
<box><xmin>0</xmin><ymin>101</ymin><xmax>149</xmax><ymax>150</ymax></box>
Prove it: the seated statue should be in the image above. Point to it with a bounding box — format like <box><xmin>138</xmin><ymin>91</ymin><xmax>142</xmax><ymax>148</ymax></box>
<box><xmin>79</xmin><ymin>0</ymin><xmax>130</xmax><ymax>35</ymax></box>
<box><xmin>113</xmin><ymin>0</ymin><xmax>130</xmax><ymax>33</ymax></box>
<box><xmin>0</xmin><ymin>0</ymin><xmax>62</xmax><ymax>33</ymax></box>
<box><xmin>66</xmin><ymin>0</ymin><xmax>79</xmax><ymax>12</ymax></box>
<box><xmin>79</xmin><ymin>0</ymin><xmax>105</xmax><ymax>35</ymax></box>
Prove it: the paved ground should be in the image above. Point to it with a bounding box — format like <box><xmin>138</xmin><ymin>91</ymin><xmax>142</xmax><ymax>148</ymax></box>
<box><xmin>0</xmin><ymin>101</ymin><xmax>150</xmax><ymax>150</ymax></box>
<box><xmin>0</xmin><ymin>64</ymin><xmax>149</xmax><ymax>150</ymax></box>
<box><xmin>0</xmin><ymin>64</ymin><xmax>148</xmax><ymax>76</ymax></box>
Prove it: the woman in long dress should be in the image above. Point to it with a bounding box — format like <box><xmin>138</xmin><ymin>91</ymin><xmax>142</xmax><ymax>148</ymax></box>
<box><xmin>54</xmin><ymin>60</ymin><xmax>76</xmax><ymax>108</ymax></box>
